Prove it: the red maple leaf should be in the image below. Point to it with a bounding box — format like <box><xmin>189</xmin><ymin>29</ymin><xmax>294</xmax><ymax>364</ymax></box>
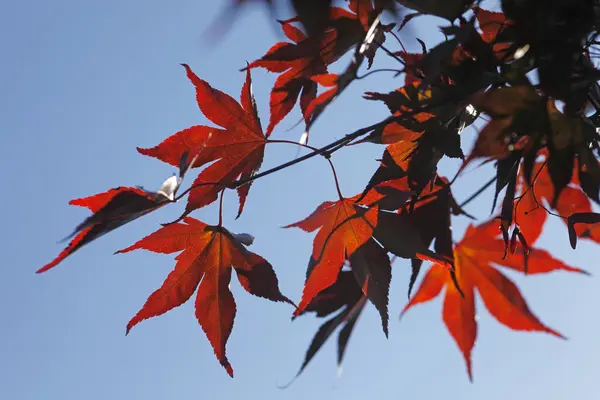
<box><xmin>475</xmin><ymin>7</ymin><xmax>513</xmax><ymax>58</ymax></box>
<box><xmin>402</xmin><ymin>219</ymin><xmax>587</xmax><ymax>380</ymax></box>
<box><xmin>38</xmin><ymin>178</ymin><xmax>185</xmax><ymax>273</ymax></box>
<box><xmin>363</xmin><ymin>84</ymin><xmax>434</xmax><ymax>146</ymax></box>
<box><xmin>348</xmin><ymin>0</ymin><xmax>377</xmax><ymax>29</ymax></box>
<box><xmin>287</xmin><ymin>187</ymin><xmax>453</xmax><ymax>330</ymax></box>
<box><xmin>284</xmin><ymin>196</ymin><xmax>379</xmax><ymax>317</ymax></box>
<box><xmin>116</xmin><ymin>216</ymin><xmax>293</xmax><ymax>377</ymax></box>
<box><xmin>137</xmin><ymin>64</ymin><xmax>265</xmax><ymax>218</ymax></box>
<box><xmin>302</xmin><ymin>14</ymin><xmax>393</xmax><ymax>130</ymax></box>
<box><xmin>515</xmin><ymin>159</ymin><xmax>594</xmax><ymax>245</ymax></box>
<box><xmin>247</xmin><ymin>4</ymin><xmax>377</xmax><ymax>134</ymax></box>
<box><xmin>302</xmin><ymin>73</ymin><xmax>339</xmax><ymax>128</ymax></box>
<box><xmin>395</xmin><ymin>51</ymin><xmax>424</xmax><ymax>85</ymax></box>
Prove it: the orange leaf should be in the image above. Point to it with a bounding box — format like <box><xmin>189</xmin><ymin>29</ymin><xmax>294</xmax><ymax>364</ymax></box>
<box><xmin>285</xmin><ymin>197</ymin><xmax>378</xmax><ymax>316</ymax></box>
<box><xmin>117</xmin><ymin>217</ymin><xmax>292</xmax><ymax>377</ymax></box>
<box><xmin>348</xmin><ymin>0</ymin><xmax>374</xmax><ymax>29</ymax></box>
<box><xmin>303</xmin><ymin>73</ymin><xmax>339</xmax><ymax>123</ymax></box>
<box><xmin>247</xmin><ymin>7</ymin><xmax>375</xmax><ymax>134</ymax></box>
<box><xmin>138</xmin><ymin>65</ymin><xmax>265</xmax><ymax>218</ymax></box>
<box><xmin>515</xmin><ymin>160</ymin><xmax>593</xmax><ymax>245</ymax></box>
<box><xmin>402</xmin><ymin>219</ymin><xmax>585</xmax><ymax>380</ymax></box>
<box><xmin>475</xmin><ymin>8</ymin><xmax>512</xmax><ymax>44</ymax></box>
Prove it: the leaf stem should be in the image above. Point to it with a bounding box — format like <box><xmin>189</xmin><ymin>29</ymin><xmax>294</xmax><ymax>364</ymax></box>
<box><xmin>379</xmin><ymin>43</ymin><xmax>406</xmax><ymax>67</ymax></box>
<box><xmin>355</xmin><ymin>68</ymin><xmax>404</xmax><ymax>80</ymax></box>
<box><xmin>218</xmin><ymin>190</ymin><xmax>225</xmax><ymax>226</ymax></box>
<box><xmin>267</xmin><ymin>139</ymin><xmax>344</xmax><ymax>199</ymax></box>
<box><xmin>459</xmin><ymin>176</ymin><xmax>497</xmax><ymax>208</ymax></box>
<box><xmin>266</xmin><ymin>139</ymin><xmax>320</xmax><ymax>152</ymax></box>
<box><xmin>172</xmin><ymin>102</ymin><xmax>450</xmax><ymax>210</ymax></box>
<box><xmin>389</xmin><ymin>30</ymin><xmax>407</xmax><ymax>52</ymax></box>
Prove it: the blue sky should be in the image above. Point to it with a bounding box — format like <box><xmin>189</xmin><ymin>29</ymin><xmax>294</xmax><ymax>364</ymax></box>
<box><xmin>1</xmin><ymin>1</ymin><xmax>599</xmax><ymax>399</ymax></box>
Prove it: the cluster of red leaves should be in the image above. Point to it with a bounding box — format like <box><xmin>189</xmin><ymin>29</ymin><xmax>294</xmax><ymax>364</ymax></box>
<box><xmin>246</xmin><ymin>0</ymin><xmax>384</xmax><ymax>134</ymax></box>
<box><xmin>39</xmin><ymin>63</ymin><xmax>295</xmax><ymax>376</ymax></box>
<box><xmin>39</xmin><ymin>0</ymin><xmax>600</xmax><ymax>382</ymax></box>
<box><xmin>282</xmin><ymin>4</ymin><xmax>598</xmax><ymax>380</ymax></box>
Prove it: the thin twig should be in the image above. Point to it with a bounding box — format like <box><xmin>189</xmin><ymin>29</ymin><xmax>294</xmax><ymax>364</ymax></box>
<box><xmin>379</xmin><ymin>43</ymin><xmax>406</xmax><ymax>66</ymax></box>
<box><xmin>356</xmin><ymin>68</ymin><xmax>404</xmax><ymax>80</ymax></box>
<box><xmin>459</xmin><ymin>176</ymin><xmax>497</xmax><ymax>208</ymax></box>
<box><xmin>267</xmin><ymin>139</ymin><xmax>344</xmax><ymax>199</ymax></box>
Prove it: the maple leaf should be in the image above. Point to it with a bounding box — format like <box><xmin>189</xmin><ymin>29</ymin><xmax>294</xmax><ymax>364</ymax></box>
<box><xmin>408</xmin><ymin>19</ymin><xmax>481</xmax><ymax>89</ymax></box>
<box><xmin>395</xmin><ymin>39</ymin><xmax>477</xmax><ymax>90</ymax></box>
<box><xmin>291</xmin><ymin>0</ymin><xmax>334</xmax><ymax>39</ymax></box>
<box><xmin>284</xmin><ymin>197</ymin><xmax>379</xmax><ymax>317</ymax></box>
<box><xmin>468</xmin><ymin>94</ymin><xmax>599</xmax><ymax>214</ymax></box>
<box><xmin>402</xmin><ymin>219</ymin><xmax>587</xmax><ymax>380</ymax></box>
<box><xmin>355</xmin><ymin>109</ymin><xmax>465</xmax><ymax>206</ymax></box>
<box><xmin>372</xmin><ymin>209</ymin><xmax>455</xmax><ymax>274</ymax></box>
<box><xmin>360</xmin><ymin>83</ymin><xmax>444</xmax><ymax>194</ymax></box>
<box><xmin>245</xmin><ymin>19</ymin><xmax>324</xmax><ymax>135</ymax></box>
<box><xmin>288</xmin><ymin>270</ymin><xmax>367</xmax><ymax>381</ymax></box>
<box><xmin>302</xmin><ymin>73</ymin><xmax>339</xmax><ymax>132</ymax></box>
<box><xmin>138</xmin><ymin>64</ymin><xmax>265</xmax><ymax>218</ymax></box>
<box><xmin>396</xmin><ymin>51</ymin><xmax>424</xmax><ymax>85</ymax></box>
<box><xmin>475</xmin><ymin>8</ymin><xmax>513</xmax><ymax>53</ymax></box>
<box><xmin>364</xmin><ymin>81</ymin><xmax>436</xmax><ymax>118</ymax></box>
<box><xmin>293</xmin><ymin>0</ymin><xmax>396</xmax><ymax>39</ymax></box>
<box><xmin>398</xmin><ymin>176</ymin><xmax>469</xmax><ymax>297</ymax></box>
<box><xmin>359</xmin><ymin>124</ymin><xmax>453</xmax><ymax>198</ymax></box>
<box><xmin>246</xmin><ymin>4</ymin><xmax>380</xmax><ymax>134</ymax></box>
<box><xmin>286</xmin><ymin>184</ymin><xmax>455</xmax><ymax>332</ymax></box>
<box><xmin>37</xmin><ymin>157</ymin><xmax>198</xmax><ymax>274</ymax></box>
<box><xmin>116</xmin><ymin>216</ymin><xmax>293</xmax><ymax>377</ymax></box>
<box><xmin>464</xmin><ymin>85</ymin><xmax>540</xmax><ymax>165</ymax></box>
<box><xmin>545</xmin><ymin>100</ymin><xmax>599</xmax><ymax>207</ymax></box>
<box><xmin>514</xmin><ymin>159</ymin><xmax>594</xmax><ymax>246</ymax></box>
<box><xmin>348</xmin><ymin>238</ymin><xmax>392</xmax><ymax>334</ymax></box>
<box><xmin>356</xmin><ymin>83</ymin><xmax>433</xmax><ymax>146</ymax></box>
<box><xmin>303</xmin><ymin>14</ymin><xmax>392</xmax><ymax>130</ymax></box>
<box><xmin>396</xmin><ymin>41</ymin><xmax>474</xmax><ymax>89</ymax></box>
<box><xmin>355</xmin><ymin>177</ymin><xmax>416</xmax><ymax>212</ymax></box>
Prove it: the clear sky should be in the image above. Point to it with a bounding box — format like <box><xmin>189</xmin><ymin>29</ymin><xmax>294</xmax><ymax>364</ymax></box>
<box><xmin>1</xmin><ymin>1</ymin><xmax>599</xmax><ymax>399</ymax></box>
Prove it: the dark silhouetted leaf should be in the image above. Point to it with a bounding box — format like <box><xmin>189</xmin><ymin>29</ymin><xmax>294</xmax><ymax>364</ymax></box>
<box><xmin>373</xmin><ymin>209</ymin><xmax>453</xmax><ymax>270</ymax></box>
<box><xmin>38</xmin><ymin>165</ymin><xmax>194</xmax><ymax>274</ymax></box>
<box><xmin>397</xmin><ymin>0</ymin><xmax>473</xmax><ymax>20</ymax></box>
<box><xmin>567</xmin><ymin>212</ymin><xmax>600</xmax><ymax>249</ymax></box>
<box><xmin>293</xmin><ymin>271</ymin><xmax>367</xmax><ymax>378</ymax></box>
<box><xmin>399</xmin><ymin>176</ymin><xmax>463</xmax><ymax>297</ymax></box>
<box><xmin>348</xmin><ymin>239</ymin><xmax>391</xmax><ymax>335</ymax></box>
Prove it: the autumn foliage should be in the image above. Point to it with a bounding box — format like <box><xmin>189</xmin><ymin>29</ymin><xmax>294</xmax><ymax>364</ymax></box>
<box><xmin>40</xmin><ymin>0</ymin><xmax>600</xmax><ymax>382</ymax></box>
